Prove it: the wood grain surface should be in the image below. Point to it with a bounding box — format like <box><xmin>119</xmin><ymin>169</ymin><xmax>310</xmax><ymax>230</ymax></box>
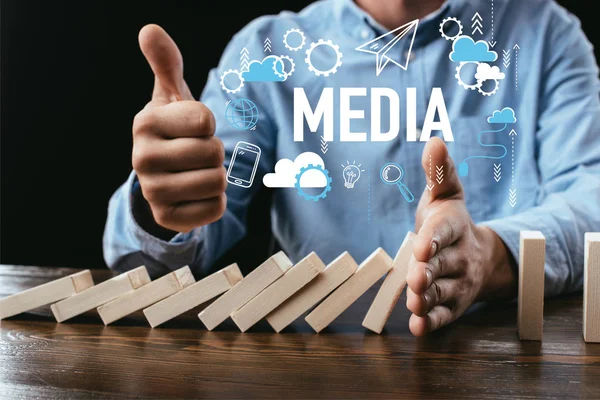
<box><xmin>1</xmin><ymin>265</ymin><xmax>600</xmax><ymax>399</ymax></box>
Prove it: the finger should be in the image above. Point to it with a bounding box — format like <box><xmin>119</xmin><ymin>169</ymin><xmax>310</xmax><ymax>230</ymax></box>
<box><xmin>133</xmin><ymin>101</ymin><xmax>216</xmax><ymax>139</ymax></box>
<box><xmin>140</xmin><ymin>167</ymin><xmax>227</xmax><ymax>204</ymax></box>
<box><xmin>138</xmin><ymin>24</ymin><xmax>194</xmax><ymax>103</ymax></box>
<box><xmin>409</xmin><ymin>305</ymin><xmax>454</xmax><ymax>337</ymax></box>
<box><xmin>133</xmin><ymin>136</ymin><xmax>224</xmax><ymax>173</ymax></box>
<box><xmin>406</xmin><ymin>248</ymin><xmax>464</xmax><ymax>294</ymax></box>
<box><xmin>406</xmin><ymin>279</ymin><xmax>456</xmax><ymax>317</ymax></box>
<box><xmin>152</xmin><ymin>194</ymin><xmax>227</xmax><ymax>233</ymax></box>
<box><xmin>420</xmin><ymin>137</ymin><xmax>464</xmax><ymax>203</ymax></box>
<box><xmin>413</xmin><ymin>211</ymin><xmax>467</xmax><ymax>262</ymax></box>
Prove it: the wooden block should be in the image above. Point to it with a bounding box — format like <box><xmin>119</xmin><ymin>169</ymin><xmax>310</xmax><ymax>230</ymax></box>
<box><xmin>50</xmin><ymin>266</ymin><xmax>150</xmax><ymax>323</ymax></box>
<box><xmin>143</xmin><ymin>264</ymin><xmax>243</xmax><ymax>328</ymax></box>
<box><xmin>362</xmin><ymin>232</ymin><xmax>415</xmax><ymax>334</ymax></box>
<box><xmin>198</xmin><ymin>251</ymin><xmax>293</xmax><ymax>330</ymax></box>
<box><xmin>97</xmin><ymin>266</ymin><xmax>196</xmax><ymax>325</ymax></box>
<box><xmin>518</xmin><ymin>231</ymin><xmax>546</xmax><ymax>341</ymax></box>
<box><xmin>584</xmin><ymin>233</ymin><xmax>600</xmax><ymax>343</ymax></box>
<box><xmin>231</xmin><ymin>252</ymin><xmax>326</xmax><ymax>332</ymax></box>
<box><xmin>0</xmin><ymin>270</ymin><xmax>94</xmax><ymax>320</ymax></box>
<box><xmin>266</xmin><ymin>252</ymin><xmax>358</xmax><ymax>333</ymax></box>
<box><xmin>305</xmin><ymin>248</ymin><xmax>393</xmax><ymax>333</ymax></box>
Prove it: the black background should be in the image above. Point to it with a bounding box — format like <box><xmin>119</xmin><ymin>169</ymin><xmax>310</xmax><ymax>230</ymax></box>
<box><xmin>1</xmin><ymin>1</ymin><xmax>597</xmax><ymax>270</ymax></box>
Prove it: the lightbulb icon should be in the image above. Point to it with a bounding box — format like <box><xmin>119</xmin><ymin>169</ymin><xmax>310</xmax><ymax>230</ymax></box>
<box><xmin>342</xmin><ymin>161</ymin><xmax>365</xmax><ymax>189</ymax></box>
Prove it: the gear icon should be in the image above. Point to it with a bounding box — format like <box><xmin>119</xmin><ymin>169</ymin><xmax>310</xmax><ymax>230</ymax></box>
<box><xmin>455</xmin><ymin>62</ymin><xmax>482</xmax><ymax>90</ymax></box>
<box><xmin>220</xmin><ymin>69</ymin><xmax>244</xmax><ymax>94</ymax></box>
<box><xmin>439</xmin><ymin>17</ymin><xmax>463</xmax><ymax>41</ymax></box>
<box><xmin>305</xmin><ymin>39</ymin><xmax>343</xmax><ymax>77</ymax></box>
<box><xmin>283</xmin><ymin>28</ymin><xmax>306</xmax><ymax>51</ymax></box>
<box><xmin>295</xmin><ymin>164</ymin><xmax>332</xmax><ymax>201</ymax></box>
<box><xmin>477</xmin><ymin>79</ymin><xmax>500</xmax><ymax>96</ymax></box>
<box><xmin>273</xmin><ymin>55</ymin><xmax>295</xmax><ymax>79</ymax></box>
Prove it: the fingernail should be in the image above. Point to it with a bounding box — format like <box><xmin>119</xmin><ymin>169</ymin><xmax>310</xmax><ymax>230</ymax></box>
<box><xmin>423</xmin><ymin>292</ymin><xmax>431</xmax><ymax>306</ymax></box>
<box><xmin>425</xmin><ymin>269</ymin><xmax>433</xmax><ymax>287</ymax></box>
<box><xmin>429</xmin><ymin>241</ymin><xmax>438</xmax><ymax>259</ymax></box>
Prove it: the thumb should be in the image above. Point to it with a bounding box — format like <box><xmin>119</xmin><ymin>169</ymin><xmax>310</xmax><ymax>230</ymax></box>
<box><xmin>138</xmin><ymin>24</ymin><xmax>194</xmax><ymax>104</ymax></box>
<box><xmin>420</xmin><ymin>137</ymin><xmax>464</xmax><ymax>204</ymax></box>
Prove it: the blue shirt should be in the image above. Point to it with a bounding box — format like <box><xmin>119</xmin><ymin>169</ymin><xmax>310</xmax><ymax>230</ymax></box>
<box><xmin>104</xmin><ymin>0</ymin><xmax>600</xmax><ymax>297</ymax></box>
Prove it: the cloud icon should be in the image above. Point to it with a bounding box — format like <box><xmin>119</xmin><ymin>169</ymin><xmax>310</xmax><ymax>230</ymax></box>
<box><xmin>450</xmin><ymin>36</ymin><xmax>498</xmax><ymax>62</ymax></box>
<box><xmin>475</xmin><ymin>63</ymin><xmax>505</xmax><ymax>81</ymax></box>
<box><xmin>487</xmin><ymin>107</ymin><xmax>517</xmax><ymax>124</ymax></box>
<box><xmin>242</xmin><ymin>55</ymin><xmax>286</xmax><ymax>82</ymax></box>
<box><xmin>263</xmin><ymin>152</ymin><xmax>327</xmax><ymax>188</ymax></box>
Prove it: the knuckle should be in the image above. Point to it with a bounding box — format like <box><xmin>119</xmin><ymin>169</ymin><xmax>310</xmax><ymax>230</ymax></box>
<box><xmin>140</xmin><ymin>178</ymin><xmax>166</xmax><ymax>203</ymax></box>
<box><xmin>190</xmin><ymin>105</ymin><xmax>214</xmax><ymax>135</ymax></box>
<box><xmin>132</xmin><ymin>110</ymin><xmax>157</xmax><ymax>137</ymax></box>
<box><xmin>152</xmin><ymin>205</ymin><xmax>175</xmax><ymax>228</ymax></box>
<box><xmin>132</xmin><ymin>145</ymin><xmax>159</xmax><ymax>172</ymax></box>
<box><xmin>214</xmin><ymin>193</ymin><xmax>227</xmax><ymax>218</ymax></box>
<box><xmin>205</xmin><ymin>138</ymin><xmax>225</xmax><ymax>165</ymax></box>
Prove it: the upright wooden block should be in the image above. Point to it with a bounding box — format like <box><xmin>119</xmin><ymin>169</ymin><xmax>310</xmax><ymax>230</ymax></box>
<box><xmin>305</xmin><ymin>248</ymin><xmax>393</xmax><ymax>333</ymax></box>
<box><xmin>143</xmin><ymin>264</ymin><xmax>243</xmax><ymax>328</ymax></box>
<box><xmin>266</xmin><ymin>252</ymin><xmax>358</xmax><ymax>333</ymax></box>
<box><xmin>0</xmin><ymin>270</ymin><xmax>94</xmax><ymax>320</ymax></box>
<box><xmin>584</xmin><ymin>233</ymin><xmax>600</xmax><ymax>343</ymax></box>
<box><xmin>362</xmin><ymin>232</ymin><xmax>415</xmax><ymax>334</ymax></box>
<box><xmin>231</xmin><ymin>252</ymin><xmax>326</xmax><ymax>332</ymax></box>
<box><xmin>97</xmin><ymin>266</ymin><xmax>196</xmax><ymax>325</ymax></box>
<box><xmin>199</xmin><ymin>251</ymin><xmax>293</xmax><ymax>330</ymax></box>
<box><xmin>518</xmin><ymin>231</ymin><xmax>546</xmax><ymax>341</ymax></box>
<box><xmin>50</xmin><ymin>266</ymin><xmax>150</xmax><ymax>323</ymax></box>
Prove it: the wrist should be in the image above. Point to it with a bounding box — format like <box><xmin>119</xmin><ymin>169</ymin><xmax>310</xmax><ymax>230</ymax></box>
<box><xmin>475</xmin><ymin>225</ymin><xmax>518</xmax><ymax>302</ymax></box>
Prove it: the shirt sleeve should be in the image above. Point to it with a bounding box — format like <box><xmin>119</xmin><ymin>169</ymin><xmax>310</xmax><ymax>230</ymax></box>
<box><xmin>481</xmin><ymin>11</ymin><xmax>600</xmax><ymax>297</ymax></box>
<box><xmin>103</xmin><ymin>19</ymin><xmax>278</xmax><ymax>276</ymax></box>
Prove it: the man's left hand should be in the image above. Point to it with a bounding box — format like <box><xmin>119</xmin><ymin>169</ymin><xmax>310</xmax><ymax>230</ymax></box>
<box><xmin>406</xmin><ymin>138</ymin><xmax>518</xmax><ymax>336</ymax></box>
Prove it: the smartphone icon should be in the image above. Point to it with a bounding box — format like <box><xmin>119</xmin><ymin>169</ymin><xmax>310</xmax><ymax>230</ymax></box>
<box><xmin>226</xmin><ymin>141</ymin><xmax>262</xmax><ymax>188</ymax></box>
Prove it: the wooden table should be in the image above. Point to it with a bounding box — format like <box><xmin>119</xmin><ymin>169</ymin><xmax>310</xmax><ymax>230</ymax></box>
<box><xmin>1</xmin><ymin>265</ymin><xmax>600</xmax><ymax>399</ymax></box>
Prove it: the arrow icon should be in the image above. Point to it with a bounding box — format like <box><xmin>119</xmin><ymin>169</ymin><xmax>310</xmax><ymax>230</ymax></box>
<box><xmin>263</xmin><ymin>38</ymin><xmax>272</xmax><ymax>53</ymax></box>
<box><xmin>509</xmin><ymin>188</ymin><xmax>517</xmax><ymax>207</ymax></box>
<box><xmin>513</xmin><ymin>44</ymin><xmax>520</xmax><ymax>90</ymax></box>
<box><xmin>509</xmin><ymin>129</ymin><xmax>517</xmax><ymax>136</ymax></box>
<box><xmin>436</xmin><ymin>165</ymin><xmax>444</xmax><ymax>185</ymax></box>
<box><xmin>471</xmin><ymin>12</ymin><xmax>483</xmax><ymax>35</ymax></box>
<box><xmin>488</xmin><ymin>41</ymin><xmax>497</xmax><ymax>48</ymax></box>
<box><xmin>320</xmin><ymin>135</ymin><xmax>329</xmax><ymax>154</ymax></box>
<box><xmin>240</xmin><ymin>47</ymin><xmax>250</xmax><ymax>71</ymax></box>
<box><xmin>503</xmin><ymin>49</ymin><xmax>511</xmax><ymax>69</ymax></box>
<box><xmin>490</xmin><ymin>0</ymin><xmax>495</xmax><ymax>41</ymax></box>
<box><xmin>494</xmin><ymin>163</ymin><xmax>502</xmax><ymax>182</ymax></box>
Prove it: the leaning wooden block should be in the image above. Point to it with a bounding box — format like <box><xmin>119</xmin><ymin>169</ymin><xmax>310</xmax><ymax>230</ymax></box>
<box><xmin>0</xmin><ymin>270</ymin><xmax>94</xmax><ymax>320</ymax></box>
<box><xmin>518</xmin><ymin>231</ymin><xmax>546</xmax><ymax>341</ymax></box>
<box><xmin>305</xmin><ymin>248</ymin><xmax>393</xmax><ymax>333</ymax></box>
<box><xmin>199</xmin><ymin>251</ymin><xmax>293</xmax><ymax>330</ymax></box>
<box><xmin>584</xmin><ymin>233</ymin><xmax>600</xmax><ymax>343</ymax></box>
<box><xmin>50</xmin><ymin>266</ymin><xmax>150</xmax><ymax>323</ymax></box>
<box><xmin>362</xmin><ymin>232</ymin><xmax>415</xmax><ymax>334</ymax></box>
<box><xmin>231</xmin><ymin>252</ymin><xmax>326</xmax><ymax>332</ymax></box>
<box><xmin>97</xmin><ymin>266</ymin><xmax>195</xmax><ymax>325</ymax></box>
<box><xmin>266</xmin><ymin>252</ymin><xmax>358</xmax><ymax>333</ymax></box>
<box><xmin>143</xmin><ymin>263</ymin><xmax>243</xmax><ymax>328</ymax></box>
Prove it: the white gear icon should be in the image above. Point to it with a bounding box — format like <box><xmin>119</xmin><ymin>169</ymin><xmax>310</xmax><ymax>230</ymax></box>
<box><xmin>455</xmin><ymin>62</ymin><xmax>482</xmax><ymax>90</ymax></box>
<box><xmin>439</xmin><ymin>17</ymin><xmax>463</xmax><ymax>41</ymax></box>
<box><xmin>305</xmin><ymin>39</ymin><xmax>343</xmax><ymax>77</ymax></box>
<box><xmin>270</xmin><ymin>56</ymin><xmax>287</xmax><ymax>80</ymax></box>
<box><xmin>477</xmin><ymin>79</ymin><xmax>500</xmax><ymax>96</ymax></box>
<box><xmin>276</xmin><ymin>55</ymin><xmax>295</xmax><ymax>79</ymax></box>
<box><xmin>283</xmin><ymin>28</ymin><xmax>306</xmax><ymax>51</ymax></box>
<box><xmin>220</xmin><ymin>69</ymin><xmax>244</xmax><ymax>94</ymax></box>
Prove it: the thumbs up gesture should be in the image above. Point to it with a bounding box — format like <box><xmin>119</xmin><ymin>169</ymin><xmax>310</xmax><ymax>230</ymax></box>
<box><xmin>132</xmin><ymin>25</ymin><xmax>227</xmax><ymax>233</ymax></box>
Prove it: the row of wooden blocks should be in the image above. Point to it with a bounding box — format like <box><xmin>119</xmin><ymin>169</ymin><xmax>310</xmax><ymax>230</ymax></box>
<box><xmin>1</xmin><ymin>232</ymin><xmax>599</xmax><ymax>340</ymax></box>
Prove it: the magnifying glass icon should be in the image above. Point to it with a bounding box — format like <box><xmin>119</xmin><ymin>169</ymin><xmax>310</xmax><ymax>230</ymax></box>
<box><xmin>380</xmin><ymin>163</ymin><xmax>415</xmax><ymax>203</ymax></box>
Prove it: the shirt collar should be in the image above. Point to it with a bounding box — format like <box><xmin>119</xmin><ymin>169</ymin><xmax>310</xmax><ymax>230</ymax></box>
<box><xmin>334</xmin><ymin>0</ymin><xmax>456</xmax><ymax>45</ymax></box>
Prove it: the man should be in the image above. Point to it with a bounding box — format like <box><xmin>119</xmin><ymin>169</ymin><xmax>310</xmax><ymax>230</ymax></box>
<box><xmin>103</xmin><ymin>0</ymin><xmax>600</xmax><ymax>336</ymax></box>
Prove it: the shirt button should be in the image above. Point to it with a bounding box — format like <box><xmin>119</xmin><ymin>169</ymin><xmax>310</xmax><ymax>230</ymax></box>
<box><xmin>360</xmin><ymin>29</ymin><xmax>370</xmax><ymax>39</ymax></box>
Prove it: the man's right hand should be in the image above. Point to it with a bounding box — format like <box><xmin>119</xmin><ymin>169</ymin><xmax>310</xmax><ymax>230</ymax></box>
<box><xmin>132</xmin><ymin>24</ymin><xmax>227</xmax><ymax>234</ymax></box>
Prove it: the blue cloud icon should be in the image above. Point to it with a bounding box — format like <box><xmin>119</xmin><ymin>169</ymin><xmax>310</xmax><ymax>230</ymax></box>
<box><xmin>450</xmin><ymin>36</ymin><xmax>498</xmax><ymax>62</ymax></box>
<box><xmin>487</xmin><ymin>107</ymin><xmax>517</xmax><ymax>124</ymax></box>
<box><xmin>242</xmin><ymin>56</ymin><xmax>285</xmax><ymax>82</ymax></box>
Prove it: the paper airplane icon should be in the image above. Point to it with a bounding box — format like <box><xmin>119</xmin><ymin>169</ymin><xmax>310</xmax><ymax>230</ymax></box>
<box><xmin>355</xmin><ymin>19</ymin><xmax>419</xmax><ymax>76</ymax></box>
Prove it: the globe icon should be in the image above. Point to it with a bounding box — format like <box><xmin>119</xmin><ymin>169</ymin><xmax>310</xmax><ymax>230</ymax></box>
<box><xmin>225</xmin><ymin>98</ymin><xmax>259</xmax><ymax>130</ymax></box>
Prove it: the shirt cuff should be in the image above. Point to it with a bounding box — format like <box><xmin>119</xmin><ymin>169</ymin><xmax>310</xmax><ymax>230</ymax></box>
<box><xmin>124</xmin><ymin>171</ymin><xmax>204</xmax><ymax>269</ymax></box>
<box><xmin>480</xmin><ymin>212</ymin><xmax>568</xmax><ymax>298</ymax></box>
